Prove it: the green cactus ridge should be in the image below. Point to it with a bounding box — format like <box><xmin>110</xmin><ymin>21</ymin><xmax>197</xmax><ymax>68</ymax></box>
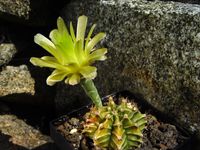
<box><xmin>83</xmin><ymin>97</ymin><xmax>147</xmax><ymax>150</ymax></box>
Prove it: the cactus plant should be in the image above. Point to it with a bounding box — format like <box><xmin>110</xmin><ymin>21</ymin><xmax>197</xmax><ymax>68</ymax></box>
<box><xmin>83</xmin><ymin>97</ymin><xmax>147</xmax><ymax>150</ymax></box>
<box><xmin>30</xmin><ymin>15</ymin><xmax>147</xmax><ymax>150</ymax></box>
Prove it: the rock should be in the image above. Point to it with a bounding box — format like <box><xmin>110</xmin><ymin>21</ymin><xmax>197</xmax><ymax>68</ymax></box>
<box><xmin>0</xmin><ymin>114</ymin><xmax>52</xmax><ymax>149</ymax></box>
<box><xmin>0</xmin><ymin>65</ymin><xmax>56</xmax><ymax>135</ymax></box>
<box><xmin>55</xmin><ymin>83</ymin><xmax>90</xmax><ymax>114</ymax></box>
<box><xmin>0</xmin><ymin>0</ymin><xmax>69</xmax><ymax>26</ymax></box>
<box><xmin>27</xmin><ymin>0</ymin><xmax>68</xmax><ymax>26</ymax></box>
<box><xmin>155</xmin><ymin>0</ymin><xmax>200</xmax><ymax>5</ymax></box>
<box><xmin>0</xmin><ymin>64</ymin><xmax>56</xmax><ymax>127</ymax></box>
<box><xmin>0</xmin><ymin>0</ymin><xmax>30</xmax><ymax>19</ymax></box>
<box><xmin>0</xmin><ymin>43</ymin><xmax>17</xmax><ymax>66</ymax></box>
<box><xmin>0</xmin><ymin>102</ymin><xmax>10</xmax><ymax>114</ymax></box>
<box><xmin>56</xmin><ymin>0</ymin><xmax>200</xmax><ymax>134</ymax></box>
<box><xmin>0</xmin><ymin>65</ymin><xmax>34</xmax><ymax>96</ymax></box>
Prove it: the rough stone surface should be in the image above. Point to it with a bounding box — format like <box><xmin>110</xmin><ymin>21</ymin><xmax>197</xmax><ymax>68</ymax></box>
<box><xmin>56</xmin><ymin>0</ymin><xmax>200</xmax><ymax>134</ymax></box>
<box><xmin>0</xmin><ymin>65</ymin><xmax>35</xmax><ymax>96</ymax></box>
<box><xmin>55</xmin><ymin>83</ymin><xmax>91</xmax><ymax>114</ymax></box>
<box><xmin>154</xmin><ymin>0</ymin><xmax>200</xmax><ymax>5</ymax></box>
<box><xmin>0</xmin><ymin>43</ymin><xmax>17</xmax><ymax>66</ymax></box>
<box><xmin>0</xmin><ymin>114</ymin><xmax>52</xmax><ymax>149</ymax></box>
<box><xmin>0</xmin><ymin>0</ymin><xmax>70</xmax><ymax>26</ymax></box>
<box><xmin>0</xmin><ymin>0</ymin><xmax>30</xmax><ymax>19</ymax></box>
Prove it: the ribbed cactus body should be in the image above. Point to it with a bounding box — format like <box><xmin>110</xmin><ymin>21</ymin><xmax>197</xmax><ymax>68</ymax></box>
<box><xmin>83</xmin><ymin>97</ymin><xmax>147</xmax><ymax>150</ymax></box>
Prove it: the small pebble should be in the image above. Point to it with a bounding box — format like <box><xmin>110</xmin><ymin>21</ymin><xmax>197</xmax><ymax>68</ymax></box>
<box><xmin>70</xmin><ymin>128</ymin><xmax>78</xmax><ymax>134</ymax></box>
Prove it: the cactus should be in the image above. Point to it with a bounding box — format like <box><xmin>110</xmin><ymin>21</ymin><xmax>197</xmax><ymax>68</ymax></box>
<box><xmin>29</xmin><ymin>15</ymin><xmax>147</xmax><ymax>150</ymax></box>
<box><xmin>83</xmin><ymin>97</ymin><xmax>147</xmax><ymax>150</ymax></box>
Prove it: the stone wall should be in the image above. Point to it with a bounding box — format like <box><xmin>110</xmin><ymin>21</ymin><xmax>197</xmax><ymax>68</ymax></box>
<box><xmin>55</xmin><ymin>0</ymin><xmax>200</xmax><ymax>134</ymax></box>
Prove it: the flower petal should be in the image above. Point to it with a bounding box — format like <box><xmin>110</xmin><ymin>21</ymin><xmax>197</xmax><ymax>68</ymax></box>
<box><xmin>49</xmin><ymin>29</ymin><xmax>61</xmax><ymax>44</ymax></box>
<box><xmin>34</xmin><ymin>34</ymin><xmax>61</xmax><ymax>61</ymax></box>
<box><xmin>30</xmin><ymin>57</ymin><xmax>68</xmax><ymax>71</ymax></box>
<box><xmin>56</xmin><ymin>17</ymin><xmax>74</xmax><ymax>50</ymax></box>
<box><xmin>40</xmin><ymin>56</ymin><xmax>58</xmax><ymax>62</ymax></box>
<box><xmin>89</xmin><ymin>48</ymin><xmax>107</xmax><ymax>63</ymax></box>
<box><xmin>80</xmin><ymin>66</ymin><xmax>97</xmax><ymax>79</ymax></box>
<box><xmin>49</xmin><ymin>18</ymin><xmax>74</xmax><ymax>64</ymax></box>
<box><xmin>54</xmin><ymin>44</ymin><xmax>76</xmax><ymax>64</ymax></box>
<box><xmin>65</xmin><ymin>74</ymin><xmax>80</xmax><ymax>85</ymax></box>
<box><xmin>46</xmin><ymin>69</ymin><xmax>69</xmax><ymax>86</ymax></box>
<box><xmin>74</xmin><ymin>40</ymin><xmax>85</xmax><ymax>64</ymax></box>
<box><xmin>70</xmin><ymin>21</ymin><xmax>76</xmax><ymax>42</ymax></box>
<box><xmin>57</xmin><ymin>17</ymin><xmax>69</xmax><ymax>36</ymax></box>
<box><xmin>85</xmin><ymin>32</ymin><xmax>106</xmax><ymax>52</ymax></box>
<box><xmin>85</xmin><ymin>24</ymin><xmax>96</xmax><ymax>53</ymax></box>
<box><xmin>76</xmin><ymin>15</ymin><xmax>88</xmax><ymax>49</ymax></box>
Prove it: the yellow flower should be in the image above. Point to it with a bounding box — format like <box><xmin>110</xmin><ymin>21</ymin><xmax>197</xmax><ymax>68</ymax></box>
<box><xmin>30</xmin><ymin>15</ymin><xmax>107</xmax><ymax>86</ymax></box>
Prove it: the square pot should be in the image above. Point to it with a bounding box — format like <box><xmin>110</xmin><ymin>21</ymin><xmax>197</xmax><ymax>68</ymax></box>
<box><xmin>50</xmin><ymin>91</ymin><xmax>192</xmax><ymax>150</ymax></box>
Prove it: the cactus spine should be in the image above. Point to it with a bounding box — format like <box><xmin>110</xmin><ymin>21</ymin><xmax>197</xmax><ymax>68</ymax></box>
<box><xmin>83</xmin><ymin>97</ymin><xmax>147</xmax><ymax>150</ymax></box>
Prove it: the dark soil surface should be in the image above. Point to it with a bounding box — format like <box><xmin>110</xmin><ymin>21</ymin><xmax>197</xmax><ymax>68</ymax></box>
<box><xmin>141</xmin><ymin>115</ymin><xmax>185</xmax><ymax>150</ymax></box>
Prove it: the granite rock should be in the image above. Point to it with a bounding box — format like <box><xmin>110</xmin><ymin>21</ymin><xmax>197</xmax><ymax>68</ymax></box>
<box><xmin>0</xmin><ymin>65</ymin><xmax>35</xmax><ymax>96</ymax></box>
<box><xmin>0</xmin><ymin>0</ymin><xmax>30</xmax><ymax>19</ymax></box>
<box><xmin>0</xmin><ymin>0</ymin><xmax>70</xmax><ymax>26</ymax></box>
<box><xmin>0</xmin><ymin>64</ymin><xmax>56</xmax><ymax>117</ymax></box>
<box><xmin>0</xmin><ymin>43</ymin><xmax>17</xmax><ymax>66</ymax></box>
<box><xmin>0</xmin><ymin>114</ymin><xmax>52</xmax><ymax>149</ymax></box>
<box><xmin>55</xmin><ymin>0</ymin><xmax>200</xmax><ymax>134</ymax></box>
<box><xmin>155</xmin><ymin>0</ymin><xmax>200</xmax><ymax>5</ymax></box>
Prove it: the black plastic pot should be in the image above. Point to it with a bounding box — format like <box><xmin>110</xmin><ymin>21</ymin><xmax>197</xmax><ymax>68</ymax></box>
<box><xmin>50</xmin><ymin>91</ymin><xmax>193</xmax><ymax>150</ymax></box>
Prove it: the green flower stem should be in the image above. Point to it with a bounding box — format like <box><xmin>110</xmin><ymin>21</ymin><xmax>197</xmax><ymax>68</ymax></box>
<box><xmin>80</xmin><ymin>79</ymin><xmax>102</xmax><ymax>107</ymax></box>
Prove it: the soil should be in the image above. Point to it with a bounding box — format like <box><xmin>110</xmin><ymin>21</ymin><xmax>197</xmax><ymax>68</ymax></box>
<box><xmin>53</xmin><ymin>96</ymin><xmax>190</xmax><ymax>150</ymax></box>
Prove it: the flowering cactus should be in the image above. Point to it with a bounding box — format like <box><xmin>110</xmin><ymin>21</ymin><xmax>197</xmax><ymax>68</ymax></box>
<box><xmin>30</xmin><ymin>15</ymin><xmax>147</xmax><ymax>150</ymax></box>
<box><xmin>83</xmin><ymin>97</ymin><xmax>147</xmax><ymax>150</ymax></box>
